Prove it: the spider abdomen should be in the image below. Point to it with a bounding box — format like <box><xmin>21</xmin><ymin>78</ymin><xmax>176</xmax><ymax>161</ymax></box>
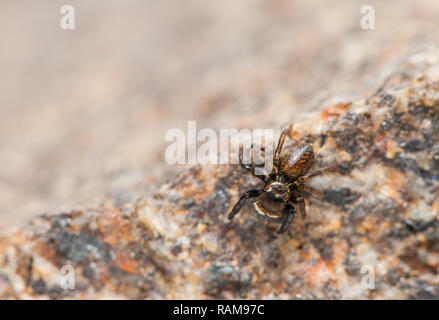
<box><xmin>280</xmin><ymin>144</ymin><xmax>314</xmax><ymax>181</ymax></box>
<box><xmin>253</xmin><ymin>200</ymin><xmax>283</xmax><ymax>219</ymax></box>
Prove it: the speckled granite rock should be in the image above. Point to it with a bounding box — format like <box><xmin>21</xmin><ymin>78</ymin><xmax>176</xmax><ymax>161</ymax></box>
<box><xmin>1</xmin><ymin>50</ymin><xmax>439</xmax><ymax>299</ymax></box>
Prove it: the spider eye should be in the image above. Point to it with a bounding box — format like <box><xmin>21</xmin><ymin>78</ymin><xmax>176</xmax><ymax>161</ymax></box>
<box><xmin>266</xmin><ymin>182</ymin><xmax>288</xmax><ymax>199</ymax></box>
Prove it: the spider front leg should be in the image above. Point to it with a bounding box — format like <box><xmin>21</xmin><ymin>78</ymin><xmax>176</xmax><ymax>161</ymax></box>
<box><xmin>228</xmin><ymin>189</ymin><xmax>261</xmax><ymax>220</ymax></box>
<box><xmin>290</xmin><ymin>193</ymin><xmax>307</xmax><ymax>219</ymax></box>
<box><xmin>239</xmin><ymin>145</ymin><xmax>267</xmax><ymax>182</ymax></box>
<box><xmin>278</xmin><ymin>204</ymin><xmax>296</xmax><ymax>234</ymax></box>
<box><xmin>273</xmin><ymin>127</ymin><xmax>288</xmax><ymax>165</ymax></box>
<box><xmin>273</xmin><ymin>125</ymin><xmax>297</xmax><ymax>170</ymax></box>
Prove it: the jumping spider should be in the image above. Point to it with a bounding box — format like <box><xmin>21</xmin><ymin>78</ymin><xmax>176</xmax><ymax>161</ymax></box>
<box><xmin>228</xmin><ymin>125</ymin><xmax>335</xmax><ymax>234</ymax></box>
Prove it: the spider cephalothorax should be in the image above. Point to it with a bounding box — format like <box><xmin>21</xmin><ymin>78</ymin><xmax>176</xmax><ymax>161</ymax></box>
<box><xmin>228</xmin><ymin>125</ymin><xmax>335</xmax><ymax>234</ymax></box>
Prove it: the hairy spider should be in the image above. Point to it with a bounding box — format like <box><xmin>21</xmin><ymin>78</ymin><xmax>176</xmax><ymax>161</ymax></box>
<box><xmin>228</xmin><ymin>125</ymin><xmax>335</xmax><ymax>234</ymax></box>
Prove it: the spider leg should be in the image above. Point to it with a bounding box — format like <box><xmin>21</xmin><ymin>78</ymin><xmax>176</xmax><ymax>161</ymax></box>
<box><xmin>302</xmin><ymin>164</ymin><xmax>337</xmax><ymax>181</ymax></box>
<box><xmin>273</xmin><ymin>126</ymin><xmax>289</xmax><ymax>164</ymax></box>
<box><xmin>228</xmin><ymin>189</ymin><xmax>261</xmax><ymax>220</ymax></box>
<box><xmin>254</xmin><ymin>144</ymin><xmax>266</xmax><ymax>153</ymax></box>
<box><xmin>297</xmin><ymin>197</ymin><xmax>306</xmax><ymax>219</ymax></box>
<box><xmin>302</xmin><ymin>185</ymin><xmax>323</xmax><ymax>197</ymax></box>
<box><xmin>274</xmin><ymin>125</ymin><xmax>297</xmax><ymax>167</ymax></box>
<box><xmin>239</xmin><ymin>145</ymin><xmax>267</xmax><ymax>182</ymax></box>
<box><xmin>238</xmin><ymin>146</ymin><xmax>252</xmax><ymax>172</ymax></box>
<box><xmin>277</xmin><ymin>204</ymin><xmax>296</xmax><ymax>234</ymax></box>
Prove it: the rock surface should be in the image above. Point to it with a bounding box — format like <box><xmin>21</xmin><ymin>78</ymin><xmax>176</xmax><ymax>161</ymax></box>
<box><xmin>4</xmin><ymin>1</ymin><xmax>439</xmax><ymax>229</ymax></box>
<box><xmin>1</xmin><ymin>50</ymin><xmax>439</xmax><ymax>299</ymax></box>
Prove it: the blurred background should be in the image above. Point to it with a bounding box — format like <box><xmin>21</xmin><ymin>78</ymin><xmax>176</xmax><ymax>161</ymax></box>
<box><xmin>1</xmin><ymin>0</ymin><xmax>439</xmax><ymax>229</ymax></box>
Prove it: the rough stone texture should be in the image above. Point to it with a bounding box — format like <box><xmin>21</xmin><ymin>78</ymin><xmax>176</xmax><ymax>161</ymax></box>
<box><xmin>4</xmin><ymin>0</ymin><xmax>439</xmax><ymax>229</ymax></box>
<box><xmin>1</xmin><ymin>49</ymin><xmax>439</xmax><ymax>299</ymax></box>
